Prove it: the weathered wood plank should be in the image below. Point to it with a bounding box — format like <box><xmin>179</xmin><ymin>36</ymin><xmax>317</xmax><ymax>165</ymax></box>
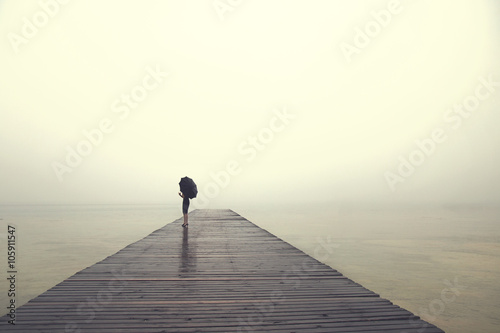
<box><xmin>1</xmin><ymin>209</ymin><xmax>444</xmax><ymax>332</ymax></box>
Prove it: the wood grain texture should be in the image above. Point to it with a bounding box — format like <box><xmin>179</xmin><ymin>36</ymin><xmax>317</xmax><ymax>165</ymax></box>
<box><xmin>2</xmin><ymin>209</ymin><xmax>444</xmax><ymax>332</ymax></box>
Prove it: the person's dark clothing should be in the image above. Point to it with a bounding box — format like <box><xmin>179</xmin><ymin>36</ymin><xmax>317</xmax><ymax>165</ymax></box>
<box><xmin>182</xmin><ymin>197</ymin><xmax>189</xmax><ymax>214</ymax></box>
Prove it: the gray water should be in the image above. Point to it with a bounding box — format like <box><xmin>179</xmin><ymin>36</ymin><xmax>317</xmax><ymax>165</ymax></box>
<box><xmin>1</xmin><ymin>203</ymin><xmax>499</xmax><ymax>332</ymax></box>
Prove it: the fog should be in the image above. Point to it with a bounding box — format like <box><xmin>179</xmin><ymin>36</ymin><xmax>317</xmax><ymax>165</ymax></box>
<box><xmin>1</xmin><ymin>0</ymin><xmax>499</xmax><ymax>207</ymax></box>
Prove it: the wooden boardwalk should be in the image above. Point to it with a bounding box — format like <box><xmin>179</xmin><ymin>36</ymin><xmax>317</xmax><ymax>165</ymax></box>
<box><xmin>3</xmin><ymin>209</ymin><xmax>444</xmax><ymax>332</ymax></box>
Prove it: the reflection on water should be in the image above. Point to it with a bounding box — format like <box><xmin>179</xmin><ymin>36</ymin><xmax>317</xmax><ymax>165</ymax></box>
<box><xmin>179</xmin><ymin>226</ymin><xmax>197</xmax><ymax>275</ymax></box>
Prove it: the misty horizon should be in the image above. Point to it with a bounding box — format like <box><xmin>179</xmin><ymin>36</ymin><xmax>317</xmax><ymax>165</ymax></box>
<box><xmin>1</xmin><ymin>1</ymin><xmax>499</xmax><ymax>207</ymax></box>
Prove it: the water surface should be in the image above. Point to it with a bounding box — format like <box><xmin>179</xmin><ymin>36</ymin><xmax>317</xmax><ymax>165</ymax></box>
<box><xmin>1</xmin><ymin>203</ymin><xmax>498</xmax><ymax>332</ymax></box>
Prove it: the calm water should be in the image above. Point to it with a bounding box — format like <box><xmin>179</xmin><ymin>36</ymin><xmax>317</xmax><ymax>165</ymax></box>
<box><xmin>1</xmin><ymin>203</ymin><xmax>499</xmax><ymax>332</ymax></box>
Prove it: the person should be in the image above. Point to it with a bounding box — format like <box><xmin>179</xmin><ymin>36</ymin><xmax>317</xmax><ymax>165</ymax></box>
<box><xmin>179</xmin><ymin>191</ymin><xmax>189</xmax><ymax>227</ymax></box>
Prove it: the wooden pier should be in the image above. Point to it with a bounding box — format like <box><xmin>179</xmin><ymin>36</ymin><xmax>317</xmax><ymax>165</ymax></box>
<box><xmin>3</xmin><ymin>209</ymin><xmax>444</xmax><ymax>332</ymax></box>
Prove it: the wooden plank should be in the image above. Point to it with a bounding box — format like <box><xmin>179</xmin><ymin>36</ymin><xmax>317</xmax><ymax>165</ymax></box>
<box><xmin>1</xmin><ymin>209</ymin><xmax>444</xmax><ymax>332</ymax></box>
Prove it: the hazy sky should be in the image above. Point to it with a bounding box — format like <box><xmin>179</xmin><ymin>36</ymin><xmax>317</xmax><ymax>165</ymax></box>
<box><xmin>1</xmin><ymin>0</ymin><xmax>499</xmax><ymax>206</ymax></box>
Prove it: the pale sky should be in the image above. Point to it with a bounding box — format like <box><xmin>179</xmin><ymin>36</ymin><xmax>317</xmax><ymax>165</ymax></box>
<box><xmin>1</xmin><ymin>0</ymin><xmax>499</xmax><ymax>206</ymax></box>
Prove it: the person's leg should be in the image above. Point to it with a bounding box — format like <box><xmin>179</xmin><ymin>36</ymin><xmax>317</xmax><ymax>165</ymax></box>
<box><xmin>182</xmin><ymin>198</ymin><xmax>190</xmax><ymax>226</ymax></box>
<box><xmin>182</xmin><ymin>197</ymin><xmax>189</xmax><ymax>226</ymax></box>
